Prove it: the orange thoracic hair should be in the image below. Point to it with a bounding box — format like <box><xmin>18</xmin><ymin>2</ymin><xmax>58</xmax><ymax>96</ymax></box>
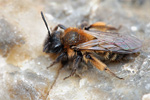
<box><xmin>62</xmin><ymin>27</ymin><xmax>94</xmax><ymax>48</ymax></box>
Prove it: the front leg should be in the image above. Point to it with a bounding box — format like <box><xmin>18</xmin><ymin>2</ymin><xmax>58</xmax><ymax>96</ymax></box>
<box><xmin>53</xmin><ymin>24</ymin><xmax>67</xmax><ymax>31</ymax></box>
<box><xmin>47</xmin><ymin>52</ymin><xmax>67</xmax><ymax>69</ymax></box>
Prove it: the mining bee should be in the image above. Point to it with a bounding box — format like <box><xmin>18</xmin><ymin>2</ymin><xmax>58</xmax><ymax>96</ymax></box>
<box><xmin>41</xmin><ymin>12</ymin><xmax>142</xmax><ymax>80</ymax></box>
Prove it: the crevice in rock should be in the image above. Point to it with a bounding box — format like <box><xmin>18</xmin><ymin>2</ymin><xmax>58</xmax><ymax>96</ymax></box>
<box><xmin>46</xmin><ymin>65</ymin><xmax>62</xmax><ymax>100</ymax></box>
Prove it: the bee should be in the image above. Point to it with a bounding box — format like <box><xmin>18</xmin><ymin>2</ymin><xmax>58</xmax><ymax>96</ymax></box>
<box><xmin>41</xmin><ymin>12</ymin><xmax>142</xmax><ymax>80</ymax></box>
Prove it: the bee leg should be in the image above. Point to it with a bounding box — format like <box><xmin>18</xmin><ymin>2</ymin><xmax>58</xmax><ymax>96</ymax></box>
<box><xmin>78</xmin><ymin>21</ymin><xmax>89</xmax><ymax>29</ymax></box>
<box><xmin>106</xmin><ymin>25</ymin><xmax>122</xmax><ymax>32</ymax></box>
<box><xmin>47</xmin><ymin>52</ymin><xmax>67</xmax><ymax>69</ymax></box>
<box><xmin>85</xmin><ymin>22</ymin><xmax>106</xmax><ymax>31</ymax></box>
<box><xmin>53</xmin><ymin>24</ymin><xmax>67</xmax><ymax>31</ymax></box>
<box><xmin>85</xmin><ymin>22</ymin><xmax>121</xmax><ymax>32</ymax></box>
<box><xmin>83</xmin><ymin>53</ymin><xmax>123</xmax><ymax>79</ymax></box>
<box><xmin>104</xmin><ymin>67</ymin><xmax>123</xmax><ymax>79</ymax></box>
<box><xmin>64</xmin><ymin>55</ymin><xmax>82</xmax><ymax>80</ymax></box>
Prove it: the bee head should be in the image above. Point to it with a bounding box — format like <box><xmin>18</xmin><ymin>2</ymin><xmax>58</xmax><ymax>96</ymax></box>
<box><xmin>41</xmin><ymin>12</ymin><xmax>63</xmax><ymax>53</ymax></box>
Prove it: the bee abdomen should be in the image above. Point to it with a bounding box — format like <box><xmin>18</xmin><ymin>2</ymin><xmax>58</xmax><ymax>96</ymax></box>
<box><xmin>105</xmin><ymin>52</ymin><xmax>118</xmax><ymax>61</ymax></box>
<box><xmin>96</xmin><ymin>51</ymin><xmax>126</xmax><ymax>61</ymax></box>
<box><xmin>110</xmin><ymin>53</ymin><xmax>117</xmax><ymax>61</ymax></box>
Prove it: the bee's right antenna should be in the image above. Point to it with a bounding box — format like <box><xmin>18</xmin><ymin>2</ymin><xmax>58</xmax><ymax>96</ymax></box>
<box><xmin>41</xmin><ymin>11</ymin><xmax>51</xmax><ymax>36</ymax></box>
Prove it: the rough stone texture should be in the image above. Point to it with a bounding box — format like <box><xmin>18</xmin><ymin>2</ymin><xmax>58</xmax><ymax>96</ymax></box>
<box><xmin>0</xmin><ymin>0</ymin><xmax>150</xmax><ymax>100</ymax></box>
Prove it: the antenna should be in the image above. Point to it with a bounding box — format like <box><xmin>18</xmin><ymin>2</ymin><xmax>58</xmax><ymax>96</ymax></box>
<box><xmin>41</xmin><ymin>11</ymin><xmax>51</xmax><ymax>36</ymax></box>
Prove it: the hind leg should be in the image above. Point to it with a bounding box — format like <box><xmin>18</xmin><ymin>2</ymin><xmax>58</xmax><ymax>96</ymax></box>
<box><xmin>83</xmin><ymin>52</ymin><xmax>123</xmax><ymax>79</ymax></box>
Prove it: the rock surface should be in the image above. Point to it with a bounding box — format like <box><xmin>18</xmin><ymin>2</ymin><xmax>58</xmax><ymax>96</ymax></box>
<box><xmin>0</xmin><ymin>0</ymin><xmax>150</xmax><ymax>100</ymax></box>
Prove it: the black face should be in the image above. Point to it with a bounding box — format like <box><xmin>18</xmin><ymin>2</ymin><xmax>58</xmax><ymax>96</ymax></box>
<box><xmin>43</xmin><ymin>31</ymin><xmax>63</xmax><ymax>53</ymax></box>
<box><xmin>41</xmin><ymin>12</ymin><xmax>63</xmax><ymax>53</ymax></box>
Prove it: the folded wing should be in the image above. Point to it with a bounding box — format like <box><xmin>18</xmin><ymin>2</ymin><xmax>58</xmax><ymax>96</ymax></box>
<box><xmin>74</xmin><ymin>30</ymin><xmax>142</xmax><ymax>54</ymax></box>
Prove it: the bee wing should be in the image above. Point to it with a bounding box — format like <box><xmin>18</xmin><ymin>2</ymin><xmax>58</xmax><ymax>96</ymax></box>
<box><xmin>75</xmin><ymin>30</ymin><xmax>142</xmax><ymax>54</ymax></box>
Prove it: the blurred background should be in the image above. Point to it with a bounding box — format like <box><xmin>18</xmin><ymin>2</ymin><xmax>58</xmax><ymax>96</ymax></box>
<box><xmin>0</xmin><ymin>0</ymin><xmax>150</xmax><ymax>100</ymax></box>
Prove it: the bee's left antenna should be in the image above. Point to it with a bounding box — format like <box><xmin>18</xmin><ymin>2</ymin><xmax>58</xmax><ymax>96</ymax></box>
<box><xmin>41</xmin><ymin>11</ymin><xmax>51</xmax><ymax>36</ymax></box>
